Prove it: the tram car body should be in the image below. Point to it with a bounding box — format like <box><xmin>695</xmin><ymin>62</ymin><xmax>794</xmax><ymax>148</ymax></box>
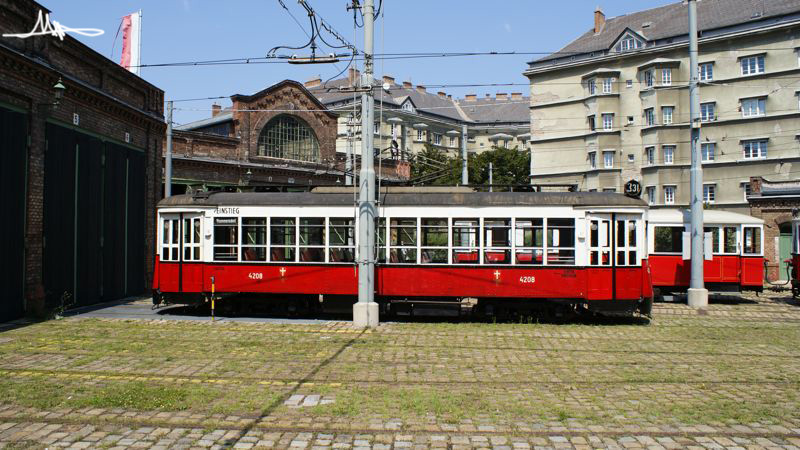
<box><xmin>153</xmin><ymin>188</ymin><xmax>653</xmax><ymax>315</ymax></box>
<box><xmin>647</xmin><ymin>209</ymin><xmax>764</xmax><ymax>295</ymax></box>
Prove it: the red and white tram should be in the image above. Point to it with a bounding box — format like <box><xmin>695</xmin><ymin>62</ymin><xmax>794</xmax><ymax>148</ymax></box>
<box><xmin>647</xmin><ymin>209</ymin><xmax>764</xmax><ymax>295</ymax></box>
<box><xmin>153</xmin><ymin>188</ymin><xmax>654</xmax><ymax>316</ymax></box>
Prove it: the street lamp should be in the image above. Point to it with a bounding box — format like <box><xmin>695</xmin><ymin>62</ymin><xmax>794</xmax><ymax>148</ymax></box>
<box><xmin>52</xmin><ymin>78</ymin><xmax>65</xmax><ymax>106</ymax></box>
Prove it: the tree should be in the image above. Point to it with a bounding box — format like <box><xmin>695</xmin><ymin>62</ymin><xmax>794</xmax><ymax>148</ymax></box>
<box><xmin>409</xmin><ymin>144</ymin><xmax>461</xmax><ymax>185</ymax></box>
<box><xmin>469</xmin><ymin>145</ymin><xmax>530</xmax><ymax>187</ymax></box>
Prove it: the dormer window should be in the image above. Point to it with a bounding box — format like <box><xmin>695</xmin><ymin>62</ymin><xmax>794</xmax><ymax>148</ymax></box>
<box><xmin>614</xmin><ymin>31</ymin><xmax>645</xmax><ymax>53</ymax></box>
<box><xmin>401</xmin><ymin>100</ymin><xmax>415</xmax><ymax>113</ymax></box>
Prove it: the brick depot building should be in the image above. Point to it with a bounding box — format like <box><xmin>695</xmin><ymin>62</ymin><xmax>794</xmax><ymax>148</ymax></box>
<box><xmin>167</xmin><ymin>80</ymin><xmax>343</xmax><ymax>193</ymax></box>
<box><xmin>748</xmin><ymin>176</ymin><xmax>800</xmax><ymax>283</ymax></box>
<box><xmin>0</xmin><ymin>0</ymin><xmax>165</xmax><ymax>321</ymax></box>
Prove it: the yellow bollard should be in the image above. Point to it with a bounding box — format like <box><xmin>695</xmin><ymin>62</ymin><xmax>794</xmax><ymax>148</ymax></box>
<box><xmin>211</xmin><ymin>276</ymin><xmax>215</xmax><ymax>322</ymax></box>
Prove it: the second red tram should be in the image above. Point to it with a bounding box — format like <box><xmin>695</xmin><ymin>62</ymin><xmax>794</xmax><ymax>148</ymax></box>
<box><xmin>152</xmin><ymin>188</ymin><xmax>654</xmax><ymax>315</ymax></box>
<box><xmin>647</xmin><ymin>209</ymin><xmax>764</xmax><ymax>296</ymax></box>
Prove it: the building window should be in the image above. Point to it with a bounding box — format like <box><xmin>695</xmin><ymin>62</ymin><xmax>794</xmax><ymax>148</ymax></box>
<box><xmin>416</xmin><ymin>129</ymin><xmax>424</xmax><ymax>141</ymax></box>
<box><xmin>627</xmin><ymin>154</ymin><xmax>635</xmax><ymax>163</ymax></box>
<box><xmin>588</xmin><ymin>78</ymin><xmax>596</xmax><ymax>95</ymax></box>
<box><xmin>664</xmin><ymin>186</ymin><xmax>676</xmax><ymax>205</ymax></box>
<box><xmin>741</xmin><ymin>55</ymin><xmax>765</xmax><ymax>75</ymax></box>
<box><xmin>588</xmin><ymin>151</ymin><xmax>597</xmax><ymax>169</ymax></box>
<box><xmin>449</xmin><ymin>136</ymin><xmax>457</xmax><ymax>147</ymax></box>
<box><xmin>433</xmin><ymin>133</ymin><xmax>442</xmax><ymax>146</ymax></box>
<box><xmin>741</xmin><ymin>181</ymin><xmax>752</xmax><ymax>201</ymax></box>
<box><xmin>700</xmin><ymin>102</ymin><xmax>716</xmax><ymax>122</ymax></box>
<box><xmin>645</xmin><ymin>146</ymin><xmax>655</xmax><ymax>165</ymax></box>
<box><xmin>661</xmin><ymin>68</ymin><xmax>672</xmax><ymax>86</ymax></box>
<box><xmin>618</xmin><ymin>34</ymin><xmax>642</xmax><ymax>52</ymax></box>
<box><xmin>603</xmin><ymin>150</ymin><xmax>614</xmax><ymax>169</ymax></box>
<box><xmin>644</xmin><ymin>70</ymin><xmax>654</xmax><ymax>88</ymax></box>
<box><xmin>374</xmin><ymin>121</ymin><xmax>380</xmax><ymax>135</ymax></box>
<box><xmin>602</xmin><ymin>78</ymin><xmax>612</xmax><ymax>94</ymax></box>
<box><xmin>703</xmin><ymin>184</ymin><xmax>716</xmax><ymax>204</ymax></box>
<box><xmin>626</xmin><ymin>80</ymin><xmax>633</xmax><ymax>88</ymax></box>
<box><xmin>699</xmin><ymin>63</ymin><xmax>714</xmax><ymax>81</ymax></box>
<box><xmin>602</xmin><ymin>114</ymin><xmax>613</xmax><ymax>131</ymax></box>
<box><xmin>644</xmin><ymin>108</ymin><xmax>655</xmax><ymax>126</ymax></box>
<box><xmin>742</xmin><ymin>139</ymin><xmax>768</xmax><ymax>159</ymax></box>
<box><xmin>603</xmin><ymin>188</ymin><xmax>616</xmax><ymax>193</ymax></box>
<box><xmin>257</xmin><ymin>115</ymin><xmax>320</xmax><ymax>162</ymax></box>
<box><xmin>663</xmin><ymin>145</ymin><xmax>675</xmax><ymax>165</ymax></box>
<box><xmin>662</xmin><ymin>106</ymin><xmax>674</xmax><ymax>125</ymax></box>
<box><xmin>701</xmin><ymin>143</ymin><xmax>715</xmax><ymax>162</ymax></box>
<box><xmin>588</xmin><ymin>115</ymin><xmax>596</xmax><ymax>131</ymax></box>
<box><xmin>741</xmin><ymin>97</ymin><xmax>766</xmax><ymax>117</ymax></box>
<box><xmin>627</xmin><ymin>116</ymin><xmax>634</xmax><ymax>125</ymax></box>
<box><xmin>402</xmin><ymin>102</ymin><xmax>414</xmax><ymax>112</ymax></box>
<box><xmin>646</xmin><ymin>186</ymin><xmax>656</xmax><ymax>205</ymax></box>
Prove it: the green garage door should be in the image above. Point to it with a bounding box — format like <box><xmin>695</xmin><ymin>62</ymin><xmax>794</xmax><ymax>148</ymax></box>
<box><xmin>0</xmin><ymin>107</ymin><xmax>27</xmax><ymax>322</ymax></box>
<box><xmin>43</xmin><ymin>123</ymin><xmax>145</xmax><ymax>309</ymax></box>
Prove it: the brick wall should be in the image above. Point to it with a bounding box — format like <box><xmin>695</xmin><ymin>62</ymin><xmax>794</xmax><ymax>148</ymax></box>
<box><xmin>0</xmin><ymin>0</ymin><xmax>165</xmax><ymax>312</ymax></box>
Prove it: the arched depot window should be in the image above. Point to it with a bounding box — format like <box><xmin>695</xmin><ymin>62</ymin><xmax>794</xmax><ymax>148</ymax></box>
<box><xmin>257</xmin><ymin>115</ymin><xmax>320</xmax><ymax>162</ymax></box>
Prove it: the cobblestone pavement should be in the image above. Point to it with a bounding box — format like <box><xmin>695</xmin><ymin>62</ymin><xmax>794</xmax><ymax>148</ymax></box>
<box><xmin>0</xmin><ymin>291</ymin><xmax>798</xmax><ymax>449</ymax></box>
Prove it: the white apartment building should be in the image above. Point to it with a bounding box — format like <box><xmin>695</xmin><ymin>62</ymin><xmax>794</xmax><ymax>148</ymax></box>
<box><xmin>525</xmin><ymin>0</ymin><xmax>800</xmax><ymax>213</ymax></box>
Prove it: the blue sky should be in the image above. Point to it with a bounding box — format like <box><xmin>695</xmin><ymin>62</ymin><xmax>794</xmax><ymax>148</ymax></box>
<box><xmin>43</xmin><ymin>0</ymin><xmax>673</xmax><ymax>124</ymax></box>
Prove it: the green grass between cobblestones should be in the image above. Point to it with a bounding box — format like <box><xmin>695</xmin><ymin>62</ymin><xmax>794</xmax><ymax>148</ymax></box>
<box><xmin>0</xmin><ymin>312</ymin><xmax>798</xmax><ymax>427</ymax></box>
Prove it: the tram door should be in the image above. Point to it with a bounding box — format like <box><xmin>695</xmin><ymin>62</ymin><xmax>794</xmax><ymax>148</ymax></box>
<box><xmin>159</xmin><ymin>213</ymin><xmax>204</xmax><ymax>293</ymax></box>
<box><xmin>587</xmin><ymin>215</ymin><xmax>613</xmax><ymax>300</ymax></box>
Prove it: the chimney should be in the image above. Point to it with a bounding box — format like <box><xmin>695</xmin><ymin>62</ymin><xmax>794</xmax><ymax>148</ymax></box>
<box><xmin>382</xmin><ymin>75</ymin><xmax>395</xmax><ymax>85</ymax></box>
<box><xmin>511</xmin><ymin>92</ymin><xmax>523</xmax><ymax>100</ymax></box>
<box><xmin>437</xmin><ymin>91</ymin><xmax>447</xmax><ymax>99</ymax></box>
<box><xmin>416</xmin><ymin>85</ymin><xmax>426</xmax><ymax>93</ymax></box>
<box><xmin>403</xmin><ymin>80</ymin><xmax>413</xmax><ymax>89</ymax></box>
<box><xmin>348</xmin><ymin>67</ymin><xmax>361</xmax><ymax>83</ymax></box>
<box><xmin>304</xmin><ymin>76</ymin><xmax>322</xmax><ymax>88</ymax></box>
<box><xmin>211</xmin><ymin>103</ymin><xmax>222</xmax><ymax>117</ymax></box>
<box><xmin>594</xmin><ymin>6</ymin><xmax>605</xmax><ymax>33</ymax></box>
<box><xmin>465</xmin><ymin>94</ymin><xmax>477</xmax><ymax>101</ymax></box>
<box><xmin>496</xmin><ymin>93</ymin><xmax>508</xmax><ymax>101</ymax></box>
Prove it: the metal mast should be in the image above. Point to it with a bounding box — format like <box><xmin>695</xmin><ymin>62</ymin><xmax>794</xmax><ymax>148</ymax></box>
<box><xmin>354</xmin><ymin>0</ymin><xmax>379</xmax><ymax>327</ymax></box>
<box><xmin>461</xmin><ymin>124</ymin><xmax>468</xmax><ymax>185</ymax></box>
<box><xmin>165</xmin><ymin>100</ymin><xmax>173</xmax><ymax>197</ymax></box>
<box><xmin>687</xmin><ymin>0</ymin><xmax>708</xmax><ymax>308</ymax></box>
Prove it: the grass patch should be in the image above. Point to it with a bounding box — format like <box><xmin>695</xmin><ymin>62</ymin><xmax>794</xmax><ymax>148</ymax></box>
<box><xmin>69</xmin><ymin>382</ymin><xmax>217</xmax><ymax>411</ymax></box>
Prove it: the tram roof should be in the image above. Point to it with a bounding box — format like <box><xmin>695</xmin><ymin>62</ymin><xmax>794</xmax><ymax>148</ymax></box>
<box><xmin>158</xmin><ymin>190</ymin><xmax>647</xmax><ymax>208</ymax></box>
<box><xmin>648</xmin><ymin>209</ymin><xmax>764</xmax><ymax>225</ymax></box>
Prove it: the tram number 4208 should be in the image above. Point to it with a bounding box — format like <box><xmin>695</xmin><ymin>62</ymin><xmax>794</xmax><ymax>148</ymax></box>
<box><xmin>248</xmin><ymin>272</ymin><xmax>263</xmax><ymax>280</ymax></box>
<box><xmin>519</xmin><ymin>276</ymin><xmax>536</xmax><ymax>284</ymax></box>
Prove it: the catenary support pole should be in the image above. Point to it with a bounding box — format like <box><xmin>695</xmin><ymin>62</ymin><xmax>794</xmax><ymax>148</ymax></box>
<box><xmin>165</xmin><ymin>100</ymin><xmax>173</xmax><ymax>197</ymax></box>
<box><xmin>461</xmin><ymin>124</ymin><xmax>468</xmax><ymax>185</ymax></box>
<box><xmin>488</xmin><ymin>162</ymin><xmax>493</xmax><ymax>192</ymax></box>
<box><xmin>346</xmin><ymin>115</ymin><xmax>353</xmax><ymax>185</ymax></box>
<box><xmin>687</xmin><ymin>0</ymin><xmax>708</xmax><ymax>308</ymax></box>
<box><xmin>354</xmin><ymin>0</ymin><xmax>379</xmax><ymax>328</ymax></box>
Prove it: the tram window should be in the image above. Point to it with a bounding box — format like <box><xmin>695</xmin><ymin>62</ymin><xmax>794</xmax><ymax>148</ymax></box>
<box><xmin>452</xmin><ymin>219</ymin><xmax>479</xmax><ymax>264</ymax></box>
<box><xmin>547</xmin><ymin>218</ymin><xmax>575</xmax><ymax>265</ymax></box>
<box><xmin>743</xmin><ymin>226</ymin><xmax>762</xmax><ymax>255</ymax></box>
<box><xmin>653</xmin><ymin>226</ymin><xmax>683</xmax><ymax>253</ymax></box>
<box><xmin>421</xmin><ymin>219</ymin><xmax>448</xmax><ymax>264</ymax></box>
<box><xmin>299</xmin><ymin>218</ymin><xmax>325</xmax><ymax>262</ymax></box>
<box><xmin>615</xmin><ymin>219</ymin><xmax>638</xmax><ymax>266</ymax></box>
<box><xmin>213</xmin><ymin>217</ymin><xmax>239</xmax><ymax>261</ymax></box>
<box><xmin>390</xmin><ymin>218</ymin><xmax>417</xmax><ymax>264</ymax></box>
<box><xmin>329</xmin><ymin>218</ymin><xmax>355</xmax><ymax>263</ymax></box>
<box><xmin>161</xmin><ymin>218</ymin><xmax>180</xmax><ymax>262</ymax></box>
<box><xmin>589</xmin><ymin>219</ymin><xmax>611</xmax><ymax>266</ymax></box>
<box><xmin>484</xmin><ymin>219</ymin><xmax>511</xmax><ymax>264</ymax></box>
<box><xmin>183</xmin><ymin>217</ymin><xmax>203</xmax><ymax>261</ymax></box>
<box><xmin>704</xmin><ymin>227</ymin><xmax>720</xmax><ymax>254</ymax></box>
<box><xmin>723</xmin><ymin>227</ymin><xmax>737</xmax><ymax>254</ymax></box>
<box><xmin>242</xmin><ymin>218</ymin><xmax>267</xmax><ymax>262</ymax></box>
<box><xmin>515</xmin><ymin>219</ymin><xmax>543</xmax><ymax>265</ymax></box>
<box><xmin>377</xmin><ymin>218</ymin><xmax>386</xmax><ymax>263</ymax></box>
<box><xmin>270</xmin><ymin>218</ymin><xmax>296</xmax><ymax>262</ymax></box>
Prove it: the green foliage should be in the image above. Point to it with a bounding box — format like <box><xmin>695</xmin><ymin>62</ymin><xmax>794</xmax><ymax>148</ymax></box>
<box><xmin>409</xmin><ymin>144</ymin><xmax>530</xmax><ymax>187</ymax></box>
